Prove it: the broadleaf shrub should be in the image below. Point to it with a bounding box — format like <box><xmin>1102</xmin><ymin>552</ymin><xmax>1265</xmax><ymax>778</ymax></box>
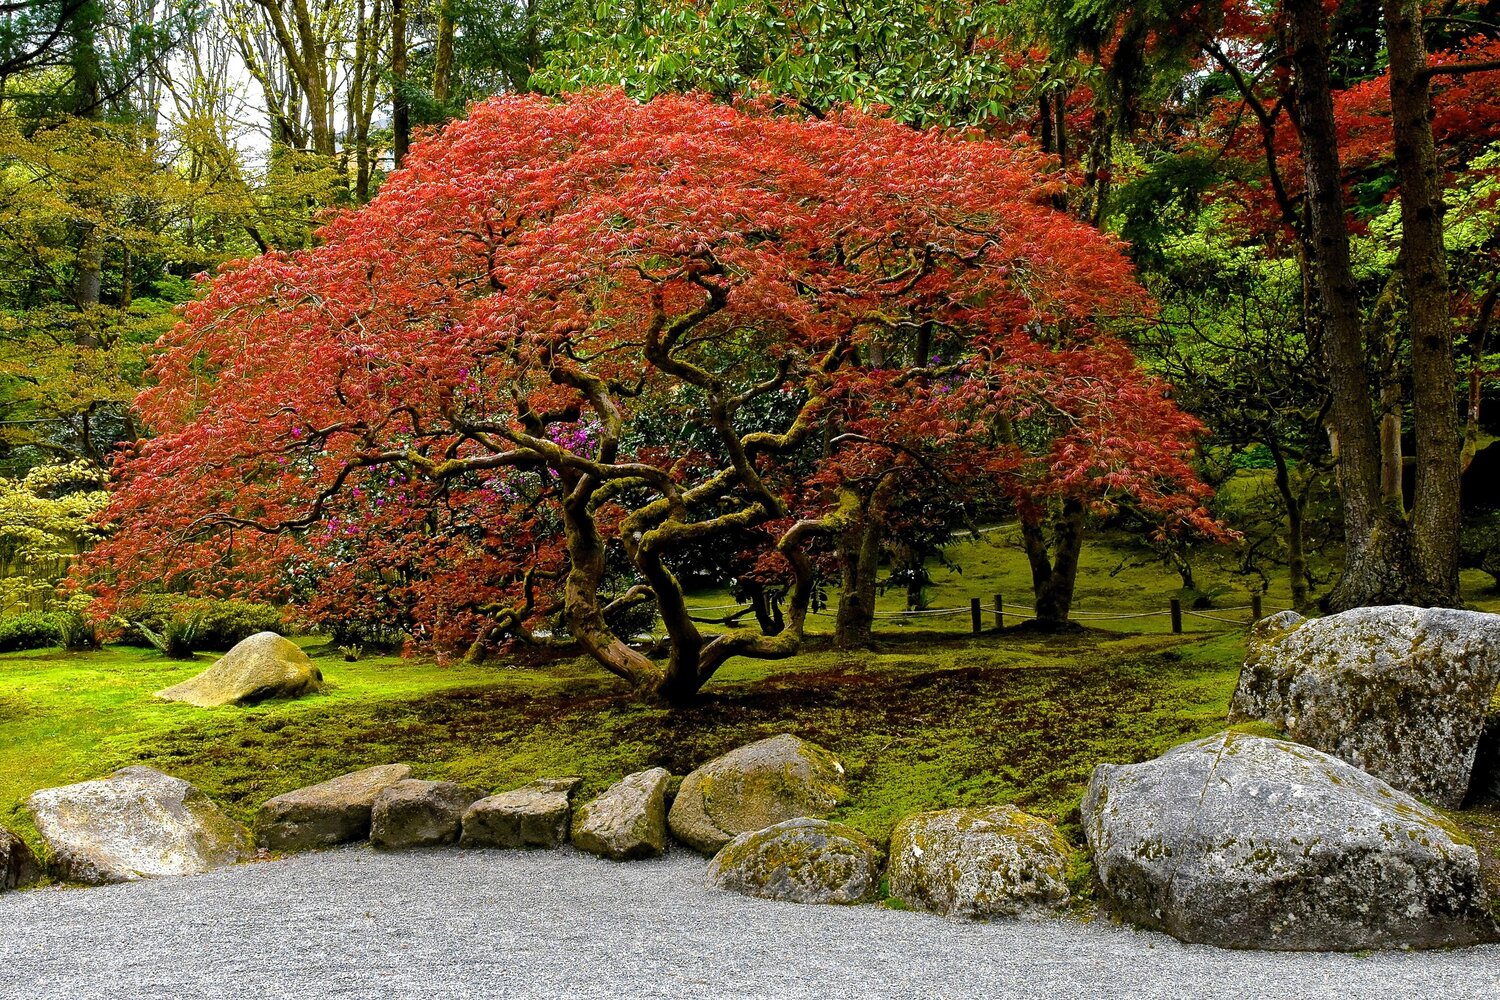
<box><xmin>120</xmin><ymin>596</ymin><xmax>284</xmax><ymax>651</ymax></box>
<box><xmin>0</xmin><ymin>612</ymin><xmax>61</xmax><ymax>653</ymax></box>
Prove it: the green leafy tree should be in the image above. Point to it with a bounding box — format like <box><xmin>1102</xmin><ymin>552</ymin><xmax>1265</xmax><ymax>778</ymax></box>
<box><xmin>0</xmin><ymin>459</ymin><xmax>108</xmax><ymax>612</ymax></box>
<box><xmin>539</xmin><ymin>0</ymin><xmax>1055</xmax><ymax>128</ymax></box>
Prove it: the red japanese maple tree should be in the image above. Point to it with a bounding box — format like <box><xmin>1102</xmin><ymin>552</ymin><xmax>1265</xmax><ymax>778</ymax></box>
<box><xmin>86</xmin><ymin>90</ymin><xmax>1214</xmax><ymax>700</ymax></box>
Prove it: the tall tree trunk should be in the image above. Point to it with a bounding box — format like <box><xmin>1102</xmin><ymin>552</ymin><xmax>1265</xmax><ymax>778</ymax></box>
<box><xmin>391</xmin><ymin>0</ymin><xmax>410</xmax><ymax>167</ymax></box>
<box><xmin>834</xmin><ymin>496</ymin><xmax>881</xmax><ymax>647</ymax></box>
<box><xmin>432</xmin><ymin>2</ymin><xmax>455</xmax><ymax>106</ymax></box>
<box><xmin>70</xmin><ymin>0</ymin><xmax>102</xmax><ymax>347</ymax></box>
<box><xmin>1081</xmin><ymin>107</ymin><xmax>1112</xmax><ymax>225</ymax></box>
<box><xmin>1461</xmin><ymin>289</ymin><xmax>1496</xmax><ymax>472</ymax></box>
<box><xmin>1384</xmin><ymin>0</ymin><xmax>1461</xmax><ymax>604</ymax></box>
<box><xmin>1268</xmin><ymin>437</ymin><xmax>1311</xmax><ymax>608</ymax></box>
<box><xmin>1286</xmin><ymin>0</ymin><xmax>1419</xmax><ymax>609</ymax></box>
<box><xmin>1020</xmin><ymin>499</ymin><xmax>1086</xmax><ymax>627</ymax></box>
<box><xmin>1054</xmin><ymin>91</ymin><xmax>1068</xmax><ymax>167</ymax></box>
<box><xmin>349</xmin><ymin>0</ymin><xmax>372</xmax><ymax>201</ymax></box>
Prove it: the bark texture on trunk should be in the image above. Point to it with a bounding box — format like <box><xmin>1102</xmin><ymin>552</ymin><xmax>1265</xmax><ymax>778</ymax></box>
<box><xmin>391</xmin><ymin>0</ymin><xmax>410</xmax><ymax>168</ymax></box>
<box><xmin>433</xmin><ymin>4</ymin><xmax>455</xmax><ymax>105</ymax></box>
<box><xmin>1286</xmin><ymin>0</ymin><xmax>1460</xmax><ymax>609</ymax></box>
<box><xmin>1020</xmin><ymin>499</ymin><xmax>1086</xmax><ymax>627</ymax></box>
<box><xmin>1383</xmin><ymin>0</ymin><xmax>1461</xmax><ymax>603</ymax></box>
<box><xmin>834</xmin><ymin>484</ymin><xmax>886</xmax><ymax>648</ymax></box>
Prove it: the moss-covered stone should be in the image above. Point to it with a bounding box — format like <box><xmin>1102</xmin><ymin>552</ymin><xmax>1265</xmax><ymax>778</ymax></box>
<box><xmin>669</xmin><ymin>734</ymin><xmax>845</xmax><ymax>854</ymax></box>
<box><xmin>572</xmin><ymin>768</ymin><xmax>669</xmax><ymax>860</ymax></box>
<box><xmin>1229</xmin><ymin>606</ymin><xmax>1500</xmax><ymax>807</ymax></box>
<box><xmin>26</xmin><ymin>766</ymin><xmax>252</xmax><ymax>884</ymax></box>
<box><xmin>256</xmin><ymin>763</ymin><xmax>413</xmax><ymax>851</ymax></box>
<box><xmin>369</xmin><ymin>778</ymin><xmax>479</xmax><ymax>850</ymax></box>
<box><xmin>887</xmin><ymin>805</ymin><xmax>1071</xmax><ymax>919</ymax></box>
<box><xmin>155</xmin><ymin>632</ymin><xmax>325</xmax><ymax>708</ymax></box>
<box><xmin>0</xmin><ymin>824</ymin><xmax>42</xmax><ymax>890</ymax></box>
<box><xmin>707</xmin><ymin>817</ymin><xmax>879</xmax><ymax>905</ymax></box>
<box><xmin>461</xmin><ymin>777</ymin><xmax>580</xmax><ymax>849</ymax></box>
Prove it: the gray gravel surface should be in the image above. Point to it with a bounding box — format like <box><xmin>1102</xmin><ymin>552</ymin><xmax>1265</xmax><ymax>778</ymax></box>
<box><xmin>2</xmin><ymin>845</ymin><xmax>1498</xmax><ymax>1000</ymax></box>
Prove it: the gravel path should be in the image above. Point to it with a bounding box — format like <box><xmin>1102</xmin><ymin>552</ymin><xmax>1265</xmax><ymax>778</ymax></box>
<box><xmin>2</xmin><ymin>846</ymin><xmax>1498</xmax><ymax>1000</ymax></box>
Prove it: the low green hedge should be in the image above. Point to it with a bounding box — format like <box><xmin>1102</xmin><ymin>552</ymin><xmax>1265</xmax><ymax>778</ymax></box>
<box><xmin>0</xmin><ymin>612</ymin><xmax>62</xmax><ymax>653</ymax></box>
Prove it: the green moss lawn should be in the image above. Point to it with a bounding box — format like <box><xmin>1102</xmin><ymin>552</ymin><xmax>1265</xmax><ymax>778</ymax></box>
<box><xmin>3</xmin><ymin>525</ymin><xmax>1497</xmax><ymax>860</ymax></box>
<box><xmin>0</xmin><ymin>629</ymin><xmax>1248</xmax><ymax>853</ymax></box>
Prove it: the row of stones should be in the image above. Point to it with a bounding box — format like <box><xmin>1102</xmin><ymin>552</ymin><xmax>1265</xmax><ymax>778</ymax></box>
<box><xmin>3</xmin><ymin>729</ymin><xmax>1493</xmax><ymax>952</ymax></box>
<box><xmin>0</xmin><ymin>732</ymin><xmax>1070</xmax><ymax>925</ymax></box>
<box><xmin>259</xmin><ymin>732</ymin><xmax>1069</xmax><ymax>919</ymax></box>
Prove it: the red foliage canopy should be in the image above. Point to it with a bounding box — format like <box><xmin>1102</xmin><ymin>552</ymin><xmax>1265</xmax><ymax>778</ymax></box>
<box><xmin>85</xmin><ymin>90</ymin><xmax>1214</xmax><ymax>695</ymax></box>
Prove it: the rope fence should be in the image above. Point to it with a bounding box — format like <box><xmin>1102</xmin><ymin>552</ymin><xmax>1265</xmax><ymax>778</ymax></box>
<box><xmin>687</xmin><ymin>593</ymin><xmax>1288</xmax><ymax>635</ymax></box>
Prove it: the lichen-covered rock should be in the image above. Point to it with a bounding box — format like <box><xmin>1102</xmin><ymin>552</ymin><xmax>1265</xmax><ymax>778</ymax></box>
<box><xmin>461</xmin><ymin>777</ymin><xmax>581</xmax><ymax>849</ymax></box>
<box><xmin>707</xmin><ymin>818</ymin><xmax>879</xmax><ymax>905</ymax></box>
<box><xmin>669</xmin><ymin>734</ymin><xmax>846</xmax><ymax>854</ymax></box>
<box><xmin>887</xmin><ymin>806</ymin><xmax>1071</xmax><ymax>919</ymax></box>
<box><xmin>1</xmin><ymin>826</ymin><xmax>42</xmax><ymax>890</ymax></box>
<box><xmin>154</xmin><ymin>632</ymin><xmax>325</xmax><ymax>708</ymax></box>
<box><xmin>571</xmin><ymin>768</ymin><xmax>670</xmax><ymax>860</ymax></box>
<box><xmin>1229</xmin><ymin>605</ymin><xmax>1500</xmax><ymax>807</ymax></box>
<box><xmin>369</xmin><ymin>779</ymin><xmax>479</xmax><ymax>850</ymax></box>
<box><xmin>26</xmin><ymin>766</ymin><xmax>252</xmax><ymax>884</ymax></box>
<box><xmin>256</xmin><ymin>763</ymin><xmax>413</xmax><ymax>851</ymax></box>
<box><xmin>1083</xmin><ymin>732</ymin><xmax>1495</xmax><ymax>951</ymax></box>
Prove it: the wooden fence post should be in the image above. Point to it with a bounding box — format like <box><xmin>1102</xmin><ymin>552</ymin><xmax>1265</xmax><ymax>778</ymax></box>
<box><xmin>994</xmin><ymin>593</ymin><xmax>1003</xmax><ymax>630</ymax></box>
<box><xmin>971</xmin><ymin>597</ymin><xmax>982</xmax><ymax>634</ymax></box>
<box><xmin>1170</xmin><ymin>598</ymin><xmax>1183</xmax><ymax>634</ymax></box>
<box><xmin>1251</xmin><ymin>593</ymin><xmax>1263</xmax><ymax>623</ymax></box>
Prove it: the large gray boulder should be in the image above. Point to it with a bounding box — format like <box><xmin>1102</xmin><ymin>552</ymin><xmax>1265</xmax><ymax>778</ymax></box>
<box><xmin>369</xmin><ymin>779</ymin><xmax>479</xmax><ymax>850</ymax></box>
<box><xmin>461</xmin><ymin>777</ymin><xmax>581</xmax><ymax>849</ymax></box>
<box><xmin>707</xmin><ymin>818</ymin><xmax>880</xmax><ymax>905</ymax></box>
<box><xmin>669</xmin><ymin>734</ymin><xmax>846</xmax><ymax>854</ymax></box>
<box><xmin>1</xmin><ymin>826</ymin><xmax>42</xmax><ymax>890</ymax></box>
<box><xmin>1082</xmin><ymin>733</ymin><xmax>1495</xmax><ymax>951</ymax></box>
<box><xmin>1229</xmin><ymin>605</ymin><xmax>1500</xmax><ymax>807</ymax></box>
<box><xmin>256</xmin><ymin>763</ymin><xmax>413</xmax><ymax>851</ymax></box>
<box><xmin>887</xmin><ymin>806</ymin><xmax>1072</xmax><ymax>919</ymax></box>
<box><xmin>26</xmin><ymin>766</ymin><xmax>253</xmax><ymax>884</ymax></box>
<box><xmin>155</xmin><ymin>632</ymin><xmax>325</xmax><ymax>708</ymax></box>
<box><xmin>572</xmin><ymin>768</ymin><xmax>670</xmax><ymax>861</ymax></box>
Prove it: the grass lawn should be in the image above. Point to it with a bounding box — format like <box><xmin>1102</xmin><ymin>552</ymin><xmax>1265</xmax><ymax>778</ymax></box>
<box><xmin>0</xmin><ymin>628</ymin><xmax>1249</xmax><ymax>858</ymax></box>
<box><xmin>4</xmin><ymin>526</ymin><xmax>1497</xmax><ymax>870</ymax></box>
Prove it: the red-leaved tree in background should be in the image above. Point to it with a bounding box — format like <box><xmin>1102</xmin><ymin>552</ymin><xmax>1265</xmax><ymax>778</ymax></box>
<box><xmin>84</xmin><ymin>89</ymin><xmax>1216</xmax><ymax>701</ymax></box>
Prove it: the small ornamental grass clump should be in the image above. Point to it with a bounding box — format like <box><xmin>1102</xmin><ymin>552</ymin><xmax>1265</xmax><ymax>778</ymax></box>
<box><xmin>86</xmin><ymin>89</ymin><xmax>1218</xmax><ymax>702</ymax></box>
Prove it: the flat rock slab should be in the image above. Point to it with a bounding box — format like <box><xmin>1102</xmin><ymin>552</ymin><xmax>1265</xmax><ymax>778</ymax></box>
<box><xmin>669</xmin><ymin>734</ymin><xmax>846</xmax><ymax>854</ymax></box>
<box><xmin>155</xmin><ymin>632</ymin><xmax>325</xmax><ymax>708</ymax></box>
<box><xmin>572</xmin><ymin>768</ymin><xmax>669</xmax><ymax>861</ymax></box>
<box><xmin>1</xmin><ymin>826</ymin><xmax>42</xmax><ymax>891</ymax></box>
<box><xmin>256</xmin><ymin>764</ymin><xmax>413</xmax><ymax>851</ymax></box>
<box><xmin>1083</xmin><ymin>732</ymin><xmax>1496</xmax><ymax>951</ymax></box>
<box><xmin>461</xmin><ymin>778</ymin><xmax>581</xmax><ymax>849</ymax></box>
<box><xmin>887</xmin><ymin>806</ymin><xmax>1071</xmax><ymax>919</ymax></box>
<box><xmin>26</xmin><ymin>766</ymin><xmax>252</xmax><ymax>885</ymax></box>
<box><xmin>707</xmin><ymin>817</ymin><xmax>879</xmax><ymax>905</ymax></box>
<box><xmin>370</xmin><ymin>780</ymin><xmax>479</xmax><ymax>850</ymax></box>
<box><xmin>1230</xmin><ymin>606</ymin><xmax>1500</xmax><ymax>807</ymax></box>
